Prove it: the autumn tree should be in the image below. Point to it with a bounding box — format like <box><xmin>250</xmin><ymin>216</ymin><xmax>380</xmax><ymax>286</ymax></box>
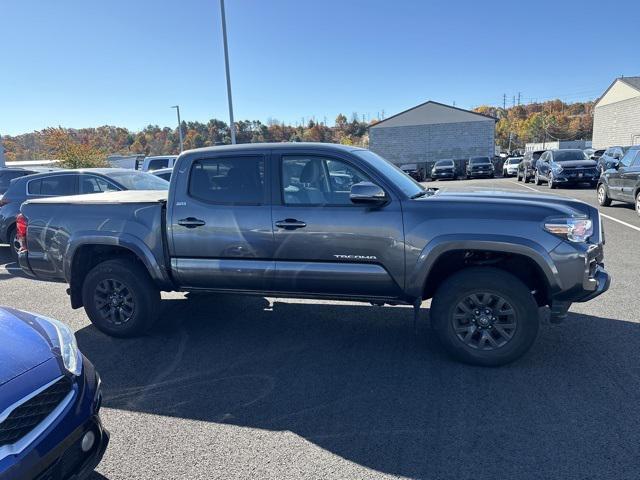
<box><xmin>43</xmin><ymin>127</ymin><xmax>108</xmax><ymax>168</ymax></box>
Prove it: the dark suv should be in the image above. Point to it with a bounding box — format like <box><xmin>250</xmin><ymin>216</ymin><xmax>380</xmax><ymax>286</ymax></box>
<box><xmin>465</xmin><ymin>157</ymin><xmax>494</xmax><ymax>179</ymax></box>
<box><xmin>534</xmin><ymin>149</ymin><xmax>598</xmax><ymax>189</ymax></box>
<box><xmin>597</xmin><ymin>146</ymin><xmax>630</xmax><ymax>175</ymax></box>
<box><xmin>517</xmin><ymin>150</ymin><xmax>545</xmax><ymax>183</ymax></box>
<box><xmin>597</xmin><ymin>146</ymin><xmax>640</xmax><ymax>216</ymax></box>
<box><xmin>0</xmin><ymin>169</ymin><xmax>168</xmax><ymax>259</ymax></box>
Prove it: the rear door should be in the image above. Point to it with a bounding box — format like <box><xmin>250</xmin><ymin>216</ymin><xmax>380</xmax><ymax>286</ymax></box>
<box><xmin>609</xmin><ymin>150</ymin><xmax>636</xmax><ymax>200</ymax></box>
<box><xmin>537</xmin><ymin>152</ymin><xmax>550</xmax><ymax>179</ymax></box>
<box><xmin>270</xmin><ymin>149</ymin><xmax>405</xmax><ymax>298</ymax></box>
<box><xmin>168</xmin><ymin>150</ymin><xmax>275</xmax><ymax>290</ymax></box>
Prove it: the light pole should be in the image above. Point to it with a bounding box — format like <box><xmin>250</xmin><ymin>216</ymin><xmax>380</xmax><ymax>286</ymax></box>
<box><xmin>171</xmin><ymin>105</ymin><xmax>184</xmax><ymax>152</ymax></box>
<box><xmin>0</xmin><ymin>134</ymin><xmax>5</xmax><ymax>167</ymax></box>
<box><xmin>219</xmin><ymin>0</ymin><xmax>236</xmax><ymax>144</ymax></box>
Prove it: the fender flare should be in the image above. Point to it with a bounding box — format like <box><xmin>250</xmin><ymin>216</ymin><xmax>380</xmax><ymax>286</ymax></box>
<box><xmin>64</xmin><ymin>232</ymin><xmax>173</xmax><ymax>290</ymax></box>
<box><xmin>405</xmin><ymin>234</ymin><xmax>562</xmax><ymax>299</ymax></box>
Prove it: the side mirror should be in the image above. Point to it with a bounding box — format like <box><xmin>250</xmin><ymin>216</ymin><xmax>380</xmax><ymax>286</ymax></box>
<box><xmin>613</xmin><ymin>161</ymin><xmax>620</xmax><ymax>170</ymax></box>
<box><xmin>350</xmin><ymin>182</ymin><xmax>387</xmax><ymax>205</ymax></box>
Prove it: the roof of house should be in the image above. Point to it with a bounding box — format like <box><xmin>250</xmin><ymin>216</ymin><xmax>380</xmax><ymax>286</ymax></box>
<box><xmin>620</xmin><ymin>76</ymin><xmax>640</xmax><ymax>91</ymax></box>
<box><xmin>369</xmin><ymin>100</ymin><xmax>498</xmax><ymax>129</ymax></box>
<box><xmin>595</xmin><ymin>76</ymin><xmax>640</xmax><ymax>108</ymax></box>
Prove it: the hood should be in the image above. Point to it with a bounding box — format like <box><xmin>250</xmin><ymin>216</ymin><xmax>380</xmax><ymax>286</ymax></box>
<box><xmin>0</xmin><ymin>307</ymin><xmax>56</xmax><ymax>386</ymax></box>
<box><xmin>423</xmin><ymin>188</ymin><xmax>593</xmax><ymax>218</ymax></box>
<box><xmin>555</xmin><ymin>160</ymin><xmax>597</xmax><ymax>168</ymax></box>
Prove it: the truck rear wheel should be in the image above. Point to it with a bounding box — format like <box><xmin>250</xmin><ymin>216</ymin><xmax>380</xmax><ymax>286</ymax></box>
<box><xmin>82</xmin><ymin>259</ymin><xmax>160</xmax><ymax>337</ymax></box>
<box><xmin>430</xmin><ymin>267</ymin><xmax>539</xmax><ymax>366</ymax></box>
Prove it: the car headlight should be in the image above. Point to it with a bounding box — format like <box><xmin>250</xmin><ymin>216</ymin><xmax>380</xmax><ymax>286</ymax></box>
<box><xmin>35</xmin><ymin>315</ymin><xmax>82</xmax><ymax>376</ymax></box>
<box><xmin>544</xmin><ymin>217</ymin><xmax>593</xmax><ymax>243</ymax></box>
<box><xmin>552</xmin><ymin>164</ymin><xmax>563</xmax><ymax>174</ymax></box>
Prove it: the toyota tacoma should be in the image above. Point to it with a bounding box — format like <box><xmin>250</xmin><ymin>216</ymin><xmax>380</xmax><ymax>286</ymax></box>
<box><xmin>16</xmin><ymin>143</ymin><xmax>610</xmax><ymax>366</ymax></box>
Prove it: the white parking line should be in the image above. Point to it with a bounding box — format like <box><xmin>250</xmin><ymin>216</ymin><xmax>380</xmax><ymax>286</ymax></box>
<box><xmin>509</xmin><ymin>180</ymin><xmax>640</xmax><ymax>233</ymax></box>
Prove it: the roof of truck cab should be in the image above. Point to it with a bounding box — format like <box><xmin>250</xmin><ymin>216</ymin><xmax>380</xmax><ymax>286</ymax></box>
<box><xmin>25</xmin><ymin>189</ymin><xmax>168</xmax><ymax>204</ymax></box>
<box><xmin>180</xmin><ymin>142</ymin><xmax>367</xmax><ymax>156</ymax></box>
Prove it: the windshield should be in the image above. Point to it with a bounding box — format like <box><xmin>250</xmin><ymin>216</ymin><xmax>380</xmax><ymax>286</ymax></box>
<box><xmin>554</xmin><ymin>150</ymin><xmax>587</xmax><ymax>162</ymax></box>
<box><xmin>435</xmin><ymin>160</ymin><xmax>453</xmax><ymax>167</ymax></box>
<box><xmin>352</xmin><ymin>150</ymin><xmax>424</xmax><ymax>198</ymax></box>
<box><xmin>470</xmin><ymin>157</ymin><xmax>491</xmax><ymax>165</ymax></box>
<box><xmin>507</xmin><ymin>158</ymin><xmax>522</xmax><ymax>164</ymax></box>
<box><xmin>105</xmin><ymin>171</ymin><xmax>170</xmax><ymax>190</ymax></box>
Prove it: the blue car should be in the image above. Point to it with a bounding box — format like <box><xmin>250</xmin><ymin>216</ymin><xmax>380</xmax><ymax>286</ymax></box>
<box><xmin>0</xmin><ymin>307</ymin><xmax>108</xmax><ymax>479</ymax></box>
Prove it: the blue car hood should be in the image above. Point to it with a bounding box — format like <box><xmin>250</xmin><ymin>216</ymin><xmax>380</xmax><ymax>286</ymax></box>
<box><xmin>0</xmin><ymin>307</ymin><xmax>55</xmax><ymax>386</ymax></box>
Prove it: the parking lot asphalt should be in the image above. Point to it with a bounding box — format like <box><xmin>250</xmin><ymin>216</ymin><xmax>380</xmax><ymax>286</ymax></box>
<box><xmin>1</xmin><ymin>176</ymin><xmax>639</xmax><ymax>480</ymax></box>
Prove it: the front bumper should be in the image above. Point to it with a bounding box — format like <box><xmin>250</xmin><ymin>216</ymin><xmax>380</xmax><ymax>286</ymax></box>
<box><xmin>467</xmin><ymin>170</ymin><xmax>494</xmax><ymax>177</ymax></box>
<box><xmin>431</xmin><ymin>170</ymin><xmax>455</xmax><ymax>179</ymax></box>
<box><xmin>552</xmin><ymin>172</ymin><xmax>598</xmax><ymax>184</ymax></box>
<box><xmin>0</xmin><ymin>359</ymin><xmax>109</xmax><ymax>480</ymax></box>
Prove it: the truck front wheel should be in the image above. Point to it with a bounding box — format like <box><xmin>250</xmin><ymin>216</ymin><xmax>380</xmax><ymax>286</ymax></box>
<box><xmin>430</xmin><ymin>267</ymin><xmax>539</xmax><ymax>366</ymax></box>
<box><xmin>82</xmin><ymin>259</ymin><xmax>160</xmax><ymax>337</ymax></box>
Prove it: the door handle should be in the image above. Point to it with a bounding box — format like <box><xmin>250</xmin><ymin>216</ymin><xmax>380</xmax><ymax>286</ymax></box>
<box><xmin>178</xmin><ymin>217</ymin><xmax>206</xmax><ymax>228</ymax></box>
<box><xmin>275</xmin><ymin>219</ymin><xmax>307</xmax><ymax>230</ymax></box>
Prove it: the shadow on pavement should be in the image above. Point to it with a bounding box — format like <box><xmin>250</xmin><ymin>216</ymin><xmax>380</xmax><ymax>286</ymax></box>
<box><xmin>76</xmin><ymin>294</ymin><xmax>640</xmax><ymax>479</ymax></box>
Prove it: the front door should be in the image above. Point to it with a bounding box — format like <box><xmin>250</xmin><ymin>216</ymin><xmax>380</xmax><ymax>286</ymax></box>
<box><xmin>270</xmin><ymin>150</ymin><xmax>405</xmax><ymax>299</ymax></box>
<box><xmin>620</xmin><ymin>150</ymin><xmax>640</xmax><ymax>201</ymax></box>
<box><xmin>169</xmin><ymin>152</ymin><xmax>275</xmax><ymax>290</ymax></box>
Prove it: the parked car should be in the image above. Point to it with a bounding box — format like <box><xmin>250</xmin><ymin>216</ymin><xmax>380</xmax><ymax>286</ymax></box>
<box><xmin>152</xmin><ymin>167</ymin><xmax>173</xmax><ymax>182</ymax></box>
<box><xmin>502</xmin><ymin>157</ymin><xmax>523</xmax><ymax>177</ymax></box>
<box><xmin>466</xmin><ymin>156</ymin><xmax>494</xmax><ymax>178</ymax></box>
<box><xmin>0</xmin><ymin>307</ymin><xmax>108</xmax><ymax>479</ymax></box>
<box><xmin>17</xmin><ymin>143</ymin><xmax>609</xmax><ymax>366</ymax></box>
<box><xmin>430</xmin><ymin>159</ymin><xmax>456</xmax><ymax>180</ymax></box>
<box><xmin>597</xmin><ymin>145</ymin><xmax>640</xmax><ymax>216</ymax></box>
<box><xmin>0</xmin><ymin>169</ymin><xmax>168</xmax><ymax>259</ymax></box>
<box><xmin>400</xmin><ymin>164</ymin><xmax>425</xmax><ymax>182</ymax></box>
<box><xmin>517</xmin><ymin>150</ymin><xmax>545</xmax><ymax>183</ymax></box>
<box><xmin>139</xmin><ymin>155</ymin><xmax>178</xmax><ymax>172</ymax></box>
<box><xmin>0</xmin><ymin>167</ymin><xmax>58</xmax><ymax>195</ymax></box>
<box><xmin>597</xmin><ymin>146</ymin><xmax>630</xmax><ymax>175</ymax></box>
<box><xmin>534</xmin><ymin>149</ymin><xmax>599</xmax><ymax>189</ymax></box>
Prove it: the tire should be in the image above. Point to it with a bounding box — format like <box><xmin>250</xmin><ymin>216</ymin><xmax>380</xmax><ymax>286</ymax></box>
<box><xmin>82</xmin><ymin>259</ymin><xmax>160</xmax><ymax>337</ymax></box>
<box><xmin>636</xmin><ymin>191</ymin><xmax>640</xmax><ymax>217</ymax></box>
<box><xmin>430</xmin><ymin>267</ymin><xmax>539</xmax><ymax>366</ymax></box>
<box><xmin>466</xmin><ymin>175</ymin><xmax>471</xmax><ymax>180</ymax></box>
<box><xmin>597</xmin><ymin>184</ymin><xmax>611</xmax><ymax>206</ymax></box>
<box><xmin>7</xmin><ymin>227</ymin><xmax>19</xmax><ymax>262</ymax></box>
<box><xmin>490</xmin><ymin>173</ymin><xmax>495</xmax><ymax>178</ymax></box>
<box><xmin>534</xmin><ymin>171</ymin><xmax>542</xmax><ymax>185</ymax></box>
<box><xmin>516</xmin><ymin>172</ymin><xmax>522</xmax><ymax>182</ymax></box>
<box><xmin>548</xmin><ymin>174</ymin><xmax>556</xmax><ymax>189</ymax></box>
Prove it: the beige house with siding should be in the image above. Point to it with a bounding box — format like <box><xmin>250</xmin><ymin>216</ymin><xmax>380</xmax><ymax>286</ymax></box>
<box><xmin>592</xmin><ymin>77</ymin><xmax>640</xmax><ymax>148</ymax></box>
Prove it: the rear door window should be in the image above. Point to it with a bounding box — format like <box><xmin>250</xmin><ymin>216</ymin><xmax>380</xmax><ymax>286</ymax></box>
<box><xmin>189</xmin><ymin>156</ymin><xmax>265</xmax><ymax>204</ymax></box>
<box><xmin>28</xmin><ymin>175</ymin><xmax>78</xmax><ymax>196</ymax></box>
<box><xmin>147</xmin><ymin>158</ymin><xmax>169</xmax><ymax>171</ymax></box>
<box><xmin>80</xmin><ymin>175</ymin><xmax>120</xmax><ymax>194</ymax></box>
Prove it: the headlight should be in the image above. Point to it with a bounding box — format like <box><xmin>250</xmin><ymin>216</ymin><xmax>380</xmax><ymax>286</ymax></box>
<box><xmin>544</xmin><ymin>217</ymin><xmax>593</xmax><ymax>243</ymax></box>
<box><xmin>36</xmin><ymin>315</ymin><xmax>82</xmax><ymax>376</ymax></box>
<box><xmin>552</xmin><ymin>164</ymin><xmax>563</xmax><ymax>174</ymax></box>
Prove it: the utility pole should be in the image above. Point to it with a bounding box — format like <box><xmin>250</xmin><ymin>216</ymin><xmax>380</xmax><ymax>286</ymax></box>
<box><xmin>219</xmin><ymin>0</ymin><xmax>236</xmax><ymax>144</ymax></box>
<box><xmin>517</xmin><ymin>92</ymin><xmax>521</xmax><ymax>106</ymax></box>
<box><xmin>0</xmin><ymin>134</ymin><xmax>5</xmax><ymax>167</ymax></box>
<box><xmin>503</xmin><ymin>94</ymin><xmax>506</xmax><ymax>110</ymax></box>
<box><xmin>508</xmin><ymin>131</ymin><xmax>512</xmax><ymax>152</ymax></box>
<box><xmin>512</xmin><ymin>95</ymin><xmax>516</xmax><ymax>108</ymax></box>
<box><xmin>171</xmin><ymin>106</ymin><xmax>184</xmax><ymax>152</ymax></box>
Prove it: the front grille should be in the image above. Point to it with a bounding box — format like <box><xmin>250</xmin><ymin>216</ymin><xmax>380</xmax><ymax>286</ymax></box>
<box><xmin>0</xmin><ymin>377</ymin><xmax>72</xmax><ymax>447</ymax></box>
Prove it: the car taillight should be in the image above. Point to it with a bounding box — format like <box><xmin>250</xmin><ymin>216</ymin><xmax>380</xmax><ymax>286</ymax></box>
<box><xmin>15</xmin><ymin>214</ymin><xmax>28</xmax><ymax>252</ymax></box>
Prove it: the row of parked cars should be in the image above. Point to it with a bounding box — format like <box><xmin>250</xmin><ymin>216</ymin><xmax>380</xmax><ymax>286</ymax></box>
<box><xmin>512</xmin><ymin>145</ymin><xmax>640</xmax><ymax>216</ymax></box>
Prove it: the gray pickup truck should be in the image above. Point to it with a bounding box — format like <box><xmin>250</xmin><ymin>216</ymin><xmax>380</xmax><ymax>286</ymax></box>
<box><xmin>17</xmin><ymin>143</ymin><xmax>610</xmax><ymax>366</ymax></box>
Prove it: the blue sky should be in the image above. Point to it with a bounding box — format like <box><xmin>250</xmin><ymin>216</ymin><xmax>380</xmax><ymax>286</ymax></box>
<box><xmin>1</xmin><ymin>0</ymin><xmax>638</xmax><ymax>136</ymax></box>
